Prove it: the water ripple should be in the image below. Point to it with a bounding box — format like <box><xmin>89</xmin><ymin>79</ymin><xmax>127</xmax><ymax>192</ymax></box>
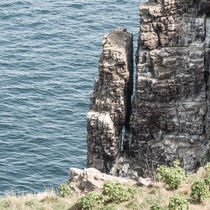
<box><xmin>0</xmin><ymin>0</ymin><xmax>146</xmax><ymax>195</ymax></box>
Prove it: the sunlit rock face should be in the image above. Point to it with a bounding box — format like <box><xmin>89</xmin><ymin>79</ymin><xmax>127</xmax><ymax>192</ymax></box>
<box><xmin>86</xmin><ymin>29</ymin><xmax>133</xmax><ymax>173</ymax></box>
<box><xmin>122</xmin><ymin>0</ymin><xmax>210</xmax><ymax>177</ymax></box>
<box><xmin>86</xmin><ymin>1</ymin><xmax>210</xmax><ymax>178</ymax></box>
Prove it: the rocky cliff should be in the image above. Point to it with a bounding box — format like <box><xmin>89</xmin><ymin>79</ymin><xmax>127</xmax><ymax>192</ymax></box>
<box><xmin>87</xmin><ymin>28</ymin><xmax>133</xmax><ymax>173</ymax></box>
<box><xmin>87</xmin><ymin>0</ymin><xmax>210</xmax><ymax>178</ymax></box>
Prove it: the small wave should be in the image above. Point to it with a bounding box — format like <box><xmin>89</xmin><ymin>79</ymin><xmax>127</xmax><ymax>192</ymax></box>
<box><xmin>0</xmin><ymin>0</ymin><xmax>141</xmax><ymax>196</ymax></box>
<box><xmin>68</xmin><ymin>3</ymin><xmax>84</xmax><ymax>9</ymax></box>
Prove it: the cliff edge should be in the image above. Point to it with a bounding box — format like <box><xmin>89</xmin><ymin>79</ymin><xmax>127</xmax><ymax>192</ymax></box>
<box><xmin>87</xmin><ymin>0</ymin><xmax>210</xmax><ymax>178</ymax></box>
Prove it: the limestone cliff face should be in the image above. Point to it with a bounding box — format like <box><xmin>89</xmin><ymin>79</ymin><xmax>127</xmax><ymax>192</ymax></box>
<box><xmin>87</xmin><ymin>29</ymin><xmax>133</xmax><ymax>173</ymax></box>
<box><xmin>87</xmin><ymin>1</ymin><xmax>210</xmax><ymax>177</ymax></box>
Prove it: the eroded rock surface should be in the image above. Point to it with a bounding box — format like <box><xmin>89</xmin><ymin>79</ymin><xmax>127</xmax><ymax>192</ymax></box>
<box><xmin>69</xmin><ymin>168</ymin><xmax>136</xmax><ymax>193</ymax></box>
<box><xmin>86</xmin><ymin>0</ymin><xmax>210</xmax><ymax>179</ymax></box>
<box><xmin>86</xmin><ymin>29</ymin><xmax>133</xmax><ymax>173</ymax></box>
<box><xmin>121</xmin><ymin>0</ymin><xmax>210</xmax><ymax>177</ymax></box>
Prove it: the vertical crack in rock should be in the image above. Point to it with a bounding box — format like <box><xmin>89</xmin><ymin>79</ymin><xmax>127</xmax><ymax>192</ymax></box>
<box><xmin>119</xmin><ymin>0</ymin><xmax>210</xmax><ymax>178</ymax></box>
<box><xmin>204</xmin><ymin>11</ymin><xmax>210</xmax><ymax>162</ymax></box>
<box><xmin>86</xmin><ymin>1</ymin><xmax>209</xmax><ymax>179</ymax></box>
<box><xmin>87</xmin><ymin>29</ymin><xmax>133</xmax><ymax>174</ymax></box>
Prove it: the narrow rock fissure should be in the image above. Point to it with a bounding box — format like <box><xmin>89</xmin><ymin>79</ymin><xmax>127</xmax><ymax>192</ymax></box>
<box><xmin>121</xmin><ymin>127</ymin><xmax>125</xmax><ymax>152</ymax></box>
<box><xmin>87</xmin><ymin>1</ymin><xmax>210</xmax><ymax>178</ymax></box>
<box><xmin>204</xmin><ymin>13</ymin><xmax>210</xmax><ymax>154</ymax></box>
<box><xmin>86</xmin><ymin>29</ymin><xmax>133</xmax><ymax>174</ymax></box>
<box><xmin>116</xmin><ymin>1</ymin><xmax>210</xmax><ymax>178</ymax></box>
<box><xmin>204</xmin><ymin>20</ymin><xmax>208</xmax><ymax>135</ymax></box>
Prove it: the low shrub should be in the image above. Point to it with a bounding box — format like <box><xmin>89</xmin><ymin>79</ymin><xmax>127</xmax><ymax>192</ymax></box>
<box><xmin>126</xmin><ymin>201</ymin><xmax>140</xmax><ymax>209</ymax></box>
<box><xmin>77</xmin><ymin>191</ymin><xmax>105</xmax><ymax>210</ymax></box>
<box><xmin>102</xmin><ymin>182</ymin><xmax>137</xmax><ymax>204</ymax></box>
<box><xmin>77</xmin><ymin>182</ymin><xmax>137</xmax><ymax>209</ymax></box>
<box><xmin>59</xmin><ymin>183</ymin><xmax>73</xmax><ymax>197</ymax></box>
<box><xmin>204</xmin><ymin>162</ymin><xmax>210</xmax><ymax>172</ymax></box>
<box><xmin>150</xmin><ymin>203</ymin><xmax>164</xmax><ymax>210</ymax></box>
<box><xmin>168</xmin><ymin>194</ymin><xmax>189</xmax><ymax>210</ymax></box>
<box><xmin>157</xmin><ymin>160</ymin><xmax>186</xmax><ymax>190</ymax></box>
<box><xmin>190</xmin><ymin>180</ymin><xmax>209</xmax><ymax>203</ymax></box>
<box><xmin>204</xmin><ymin>173</ymin><xmax>210</xmax><ymax>188</ymax></box>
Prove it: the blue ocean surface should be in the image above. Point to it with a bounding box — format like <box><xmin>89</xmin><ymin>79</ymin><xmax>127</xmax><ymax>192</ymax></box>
<box><xmin>0</xmin><ymin>0</ymin><xmax>145</xmax><ymax>195</ymax></box>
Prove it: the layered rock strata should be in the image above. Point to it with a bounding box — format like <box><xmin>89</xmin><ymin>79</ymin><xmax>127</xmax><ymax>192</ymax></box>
<box><xmin>86</xmin><ymin>29</ymin><xmax>133</xmax><ymax>173</ymax></box>
<box><xmin>87</xmin><ymin>1</ymin><xmax>210</xmax><ymax>178</ymax></box>
<box><xmin>122</xmin><ymin>0</ymin><xmax>210</xmax><ymax>177</ymax></box>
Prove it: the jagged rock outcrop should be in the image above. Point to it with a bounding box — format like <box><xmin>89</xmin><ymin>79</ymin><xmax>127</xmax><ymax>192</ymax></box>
<box><xmin>86</xmin><ymin>29</ymin><xmax>133</xmax><ymax>173</ymax></box>
<box><xmin>121</xmin><ymin>0</ymin><xmax>210</xmax><ymax>177</ymax></box>
<box><xmin>69</xmin><ymin>168</ymin><xmax>136</xmax><ymax>193</ymax></box>
<box><xmin>87</xmin><ymin>0</ymin><xmax>210</xmax><ymax>178</ymax></box>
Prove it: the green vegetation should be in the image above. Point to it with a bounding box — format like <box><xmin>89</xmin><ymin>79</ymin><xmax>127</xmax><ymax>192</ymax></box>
<box><xmin>77</xmin><ymin>191</ymin><xmax>105</xmax><ymax>210</ymax></box>
<box><xmin>102</xmin><ymin>182</ymin><xmax>137</xmax><ymax>203</ymax></box>
<box><xmin>0</xmin><ymin>162</ymin><xmax>209</xmax><ymax>210</ymax></box>
<box><xmin>204</xmin><ymin>163</ymin><xmax>210</xmax><ymax>172</ymax></box>
<box><xmin>126</xmin><ymin>201</ymin><xmax>140</xmax><ymax>210</ymax></box>
<box><xmin>204</xmin><ymin>173</ymin><xmax>210</xmax><ymax>187</ymax></box>
<box><xmin>190</xmin><ymin>180</ymin><xmax>209</xmax><ymax>203</ymax></box>
<box><xmin>59</xmin><ymin>183</ymin><xmax>73</xmax><ymax>197</ymax></box>
<box><xmin>168</xmin><ymin>194</ymin><xmax>189</xmax><ymax>210</ymax></box>
<box><xmin>157</xmin><ymin>160</ymin><xmax>186</xmax><ymax>190</ymax></box>
<box><xmin>77</xmin><ymin>182</ymin><xmax>137</xmax><ymax>209</ymax></box>
<box><xmin>150</xmin><ymin>203</ymin><xmax>164</xmax><ymax>210</ymax></box>
<box><xmin>204</xmin><ymin>163</ymin><xmax>210</xmax><ymax>189</ymax></box>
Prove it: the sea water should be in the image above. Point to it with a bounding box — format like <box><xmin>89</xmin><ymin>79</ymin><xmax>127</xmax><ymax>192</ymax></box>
<box><xmin>0</xmin><ymin>0</ymin><xmax>145</xmax><ymax>195</ymax></box>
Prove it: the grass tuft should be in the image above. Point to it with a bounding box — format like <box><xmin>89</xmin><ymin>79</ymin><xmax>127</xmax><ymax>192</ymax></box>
<box><xmin>0</xmin><ymin>164</ymin><xmax>209</xmax><ymax>210</ymax></box>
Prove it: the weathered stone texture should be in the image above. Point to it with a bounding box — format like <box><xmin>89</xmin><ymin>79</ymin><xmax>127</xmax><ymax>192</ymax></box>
<box><xmin>86</xmin><ymin>0</ymin><xmax>210</xmax><ymax>179</ymax></box>
<box><xmin>122</xmin><ymin>0</ymin><xmax>210</xmax><ymax>177</ymax></box>
<box><xmin>87</xmin><ymin>29</ymin><xmax>133</xmax><ymax>173</ymax></box>
<box><xmin>69</xmin><ymin>168</ymin><xmax>136</xmax><ymax>193</ymax></box>
<box><xmin>205</xmin><ymin>18</ymin><xmax>210</xmax><ymax>156</ymax></box>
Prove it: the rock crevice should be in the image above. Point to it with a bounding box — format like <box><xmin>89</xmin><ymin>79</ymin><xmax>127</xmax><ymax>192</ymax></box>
<box><xmin>87</xmin><ymin>28</ymin><xmax>133</xmax><ymax>173</ymax></box>
<box><xmin>87</xmin><ymin>1</ymin><xmax>210</xmax><ymax>178</ymax></box>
